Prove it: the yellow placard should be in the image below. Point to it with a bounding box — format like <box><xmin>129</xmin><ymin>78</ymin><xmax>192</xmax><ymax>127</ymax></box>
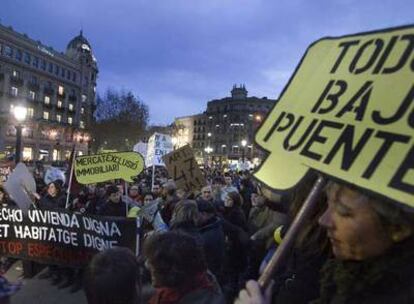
<box><xmin>255</xmin><ymin>25</ymin><xmax>414</xmax><ymax>207</ymax></box>
<box><xmin>75</xmin><ymin>152</ymin><xmax>145</xmax><ymax>184</ymax></box>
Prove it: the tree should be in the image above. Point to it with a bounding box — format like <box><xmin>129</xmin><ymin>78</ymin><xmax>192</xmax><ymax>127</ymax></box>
<box><xmin>91</xmin><ymin>88</ymin><xmax>149</xmax><ymax>152</ymax></box>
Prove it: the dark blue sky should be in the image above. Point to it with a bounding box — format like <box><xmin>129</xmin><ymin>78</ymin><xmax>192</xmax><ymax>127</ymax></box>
<box><xmin>2</xmin><ymin>0</ymin><xmax>413</xmax><ymax>124</ymax></box>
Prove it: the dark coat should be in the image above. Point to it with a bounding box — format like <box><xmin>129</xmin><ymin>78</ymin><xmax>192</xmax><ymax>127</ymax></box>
<box><xmin>98</xmin><ymin>200</ymin><xmax>128</xmax><ymax>217</ymax></box>
<box><xmin>222</xmin><ymin>206</ymin><xmax>249</xmax><ymax>271</ymax></box>
<box><xmin>198</xmin><ymin>216</ymin><xmax>225</xmax><ymax>281</ymax></box>
<box><xmin>38</xmin><ymin>193</ymin><xmax>66</xmax><ymax>210</ymax></box>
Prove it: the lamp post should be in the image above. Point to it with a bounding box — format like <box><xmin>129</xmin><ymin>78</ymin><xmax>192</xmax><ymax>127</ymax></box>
<box><xmin>13</xmin><ymin>106</ymin><xmax>27</xmax><ymax>164</ymax></box>
<box><xmin>204</xmin><ymin>146</ymin><xmax>213</xmax><ymax>167</ymax></box>
<box><xmin>241</xmin><ymin>139</ymin><xmax>247</xmax><ymax>163</ymax></box>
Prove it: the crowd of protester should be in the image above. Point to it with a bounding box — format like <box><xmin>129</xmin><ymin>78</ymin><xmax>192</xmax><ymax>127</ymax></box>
<box><xmin>0</xmin><ymin>161</ymin><xmax>413</xmax><ymax>304</ymax></box>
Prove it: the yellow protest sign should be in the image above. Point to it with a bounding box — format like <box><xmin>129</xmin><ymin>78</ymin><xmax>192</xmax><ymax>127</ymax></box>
<box><xmin>75</xmin><ymin>152</ymin><xmax>145</xmax><ymax>184</ymax></box>
<box><xmin>255</xmin><ymin>25</ymin><xmax>414</xmax><ymax>207</ymax></box>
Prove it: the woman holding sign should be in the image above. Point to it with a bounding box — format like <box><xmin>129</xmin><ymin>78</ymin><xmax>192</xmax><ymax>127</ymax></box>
<box><xmin>235</xmin><ymin>182</ymin><xmax>414</xmax><ymax>304</ymax></box>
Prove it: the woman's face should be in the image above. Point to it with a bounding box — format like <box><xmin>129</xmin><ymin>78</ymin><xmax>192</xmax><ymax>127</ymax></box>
<box><xmin>319</xmin><ymin>183</ymin><xmax>393</xmax><ymax>261</ymax></box>
<box><xmin>48</xmin><ymin>183</ymin><xmax>58</xmax><ymax>197</ymax></box>
<box><xmin>144</xmin><ymin>195</ymin><xmax>153</xmax><ymax>205</ymax></box>
<box><xmin>224</xmin><ymin>195</ymin><xmax>234</xmax><ymax>208</ymax></box>
<box><xmin>251</xmin><ymin>193</ymin><xmax>265</xmax><ymax>207</ymax></box>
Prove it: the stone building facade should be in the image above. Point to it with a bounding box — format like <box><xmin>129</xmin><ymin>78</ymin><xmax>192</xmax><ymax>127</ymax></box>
<box><xmin>0</xmin><ymin>24</ymin><xmax>98</xmax><ymax>162</ymax></box>
<box><xmin>174</xmin><ymin>85</ymin><xmax>276</xmax><ymax>165</ymax></box>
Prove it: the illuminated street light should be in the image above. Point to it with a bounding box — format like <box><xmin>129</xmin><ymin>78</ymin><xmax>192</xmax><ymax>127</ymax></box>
<box><xmin>13</xmin><ymin>105</ymin><xmax>27</xmax><ymax>164</ymax></box>
<box><xmin>207</xmin><ymin>132</ymin><xmax>212</xmax><ymax>137</ymax></box>
<box><xmin>204</xmin><ymin>146</ymin><xmax>213</xmax><ymax>154</ymax></box>
<box><xmin>241</xmin><ymin>139</ymin><xmax>247</xmax><ymax>162</ymax></box>
<box><xmin>255</xmin><ymin>115</ymin><xmax>262</xmax><ymax>122</ymax></box>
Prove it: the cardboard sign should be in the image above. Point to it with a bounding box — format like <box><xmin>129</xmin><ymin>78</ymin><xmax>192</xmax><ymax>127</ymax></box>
<box><xmin>75</xmin><ymin>152</ymin><xmax>145</xmax><ymax>184</ymax></box>
<box><xmin>0</xmin><ymin>207</ymin><xmax>136</xmax><ymax>267</ymax></box>
<box><xmin>254</xmin><ymin>25</ymin><xmax>414</xmax><ymax>207</ymax></box>
<box><xmin>146</xmin><ymin>133</ymin><xmax>173</xmax><ymax>167</ymax></box>
<box><xmin>163</xmin><ymin>145</ymin><xmax>206</xmax><ymax>192</ymax></box>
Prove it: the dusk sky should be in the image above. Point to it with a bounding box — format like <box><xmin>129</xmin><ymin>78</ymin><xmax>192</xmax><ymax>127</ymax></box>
<box><xmin>2</xmin><ymin>0</ymin><xmax>413</xmax><ymax>125</ymax></box>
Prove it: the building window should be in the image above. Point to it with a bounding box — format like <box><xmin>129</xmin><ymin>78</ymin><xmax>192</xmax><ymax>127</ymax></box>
<box><xmin>44</xmin><ymin>96</ymin><xmax>50</xmax><ymax>105</ymax></box>
<box><xmin>4</xmin><ymin>46</ymin><xmax>13</xmax><ymax>57</ymax></box>
<box><xmin>55</xmin><ymin>65</ymin><xmax>60</xmax><ymax>76</ymax></box>
<box><xmin>32</xmin><ymin>57</ymin><xmax>39</xmax><ymax>68</ymax></box>
<box><xmin>68</xmin><ymin>117</ymin><xmax>73</xmax><ymax>125</ymax></box>
<box><xmin>53</xmin><ymin>149</ymin><xmax>59</xmax><ymax>161</ymax></box>
<box><xmin>41</xmin><ymin>60</ymin><xmax>47</xmax><ymax>70</ymax></box>
<box><xmin>57</xmin><ymin>100</ymin><xmax>63</xmax><ymax>108</ymax></box>
<box><xmin>24</xmin><ymin>52</ymin><xmax>31</xmax><ymax>64</ymax></box>
<box><xmin>80</xmin><ymin>121</ymin><xmax>85</xmax><ymax>129</ymax></box>
<box><xmin>81</xmin><ymin>95</ymin><xmax>87</xmax><ymax>103</ymax></box>
<box><xmin>56</xmin><ymin>114</ymin><xmax>61</xmax><ymax>122</ymax></box>
<box><xmin>29</xmin><ymin>91</ymin><xmax>36</xmax><ymax>100</ymax></box>
<box><xmin>72</xmin><ymin>72</ymin><xmax>77</xmax><ymax>82</ymax></box>
<box><xmin>23</xmin><ymin>147</ymin><xmax>33</xmax><ymax>161</ymax></box>
<box><xmin>68</xmin><ymin>103</ymin><xmax>74</xmax><ymax>111</ymax></box>
<box><xmin>12</xmin><ymin>70</ymin><xmax>20</xmax><ymax>78</ymax></box>
<box><xmin>48</xmin><ymin>62</ymin><xmax>53</xmax><ymax>73</ymax></box>
<box><xmin>66</xmin><ymin>70</ymin><xmax>71</xmax><ymax>80</ymax></box>
<box><xmin>61</xmin><ymin>68</ymin><xmax>65</xmax><ymax>78</ymax></box>
<box><xmin>27</xmin><ymin>108</ymin><xmax>34</xmax><ymax>118</ymax></box>
<box><xmin>43</xmin><ymin>111</ymin><xmax>49</xmax><ymax>120</ymax></box>
<box><xmin>80</xmin><ymin>107</ymin><xmax>85</xmax><ymax>114</ymax></box>
<box><xmin>30</xmin><ymin>76</ymin><xmax>38</xmax><ymax>84</ymax></box>
<box><xmin>10</xmin><ymin>87</ymin><xmax>18</xmax><ymax>96</ymax></box>
<box><xmin>15</xmin><ymin>49</ymin><xmax>22</xmax><ymax>61</ymax></box>
<box><xmin>58</xmin><ymin>85</ymin><xmax>64</xmax><ymax>95</ymax></box>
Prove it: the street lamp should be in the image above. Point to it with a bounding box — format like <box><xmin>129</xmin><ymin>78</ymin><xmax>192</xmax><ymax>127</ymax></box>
<box><xmin>241</xmin><ymin>139</ymin><xmax>247</xmax><ymax>162</ymax></box>
<box><xmin>13</xmin><ymin>106</ymin><xmax>27</xmax><ymax>164</ymax></box>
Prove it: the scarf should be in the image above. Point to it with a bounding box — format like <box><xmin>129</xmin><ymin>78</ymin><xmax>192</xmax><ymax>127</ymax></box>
<box><xmin>314</xmin><ymin>237</ymin><xmax>414</xmax><ymax>304</ymax></box>
<box><xmin>149</xmin><ymin>271</ymin><xmax>214</xmax><ymax>304</ymax></box>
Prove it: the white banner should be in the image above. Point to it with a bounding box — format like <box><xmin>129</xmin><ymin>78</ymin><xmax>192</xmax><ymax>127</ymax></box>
<box><xmin>145</xmin><ymin>133</ymin><xmax>173</xmax><ymax>167</ymax></box>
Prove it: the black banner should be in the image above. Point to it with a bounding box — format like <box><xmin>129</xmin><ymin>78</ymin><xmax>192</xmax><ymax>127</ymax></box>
<box><xmin>0</xmin><ymin>207</ymin><xmax>136</xmax><ymax>267</ymax></box>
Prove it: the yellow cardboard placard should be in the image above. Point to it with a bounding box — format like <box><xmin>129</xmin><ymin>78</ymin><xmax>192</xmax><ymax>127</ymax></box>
<box><xmin>255</xmin><ymin>25</ymin><xmax>414</xmax><ymax>207</ymax></box>
<box><xmin>75</xmin><ymin>152</ymin><xmax>145</xmax><ymax>184</ymax></box>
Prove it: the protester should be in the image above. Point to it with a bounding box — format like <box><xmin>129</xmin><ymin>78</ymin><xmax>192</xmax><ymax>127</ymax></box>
<box><xmin>34</xmin><ymin>180</ymin><xmax>66</xmax><ymax>210</ymax></box>
<box><xmin>221</xmin><ymin>191</ymin><xmax>249</xmax><ymax>302</ymax></box>
<box><xmin>197</xmin><ymin>200</ymin><xmax>226</xmax><ymax>285</ymax></box>
<box><xmin>221</xmin><ymin>174</ymin><xmax>239</xmax><ymax>201</ymax></box>
<box><xmin>159</xmin><ymin>181</ymin><xmax>180</xmax><ymax>225</ymax></box>
<box><xmin>144</xmin><ymin>231</ymin><xmax>225</xmax><ymax>304</ymax></box>
<box><xmin>98</xmin><ymin>185</ymin><xmax>128</xmax><ymax>217</ymax></box>
<box><xmin>235</xmin><ymin>180</ymin><xmax>414</xmax><ymax>304</ymax></box>
<box><xmin>0</xmin><ymin>186</ymin><xmax>15</xmax><ymax>208</ymax></box>
<box><xmin>152</xmin><ymin>182</ymin><xmax>162</xmax><ymax>198</ymax></box>
<box><xmin>84</xmin><ymin>247</ymin><xmax>139</xmax><ymax>304</ymax></box>
<box><xmin>129</xmin><ymin>184</ymin><xmax>142</xmax><ymax>205</ymax></box>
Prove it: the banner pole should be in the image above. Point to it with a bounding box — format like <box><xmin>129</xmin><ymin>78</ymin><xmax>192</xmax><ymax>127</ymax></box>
<box><xmin>258</xmin><ymin>175</ymin><xmax>327</xmax><ymax>289</ymax></box>
<box><xmin>125</xmin><ymin>181</ymin><xmax>129</xmax><ymax>217</ymax></box>
<box><xmin>65</xmin><ymin>146</ymin><xmax>76</xmax><ymax>209</ymax></box>
<box><xmin>151</xmin><ymin>162</ymin><xmax>155</xmax><ymax>191</ymax></box>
